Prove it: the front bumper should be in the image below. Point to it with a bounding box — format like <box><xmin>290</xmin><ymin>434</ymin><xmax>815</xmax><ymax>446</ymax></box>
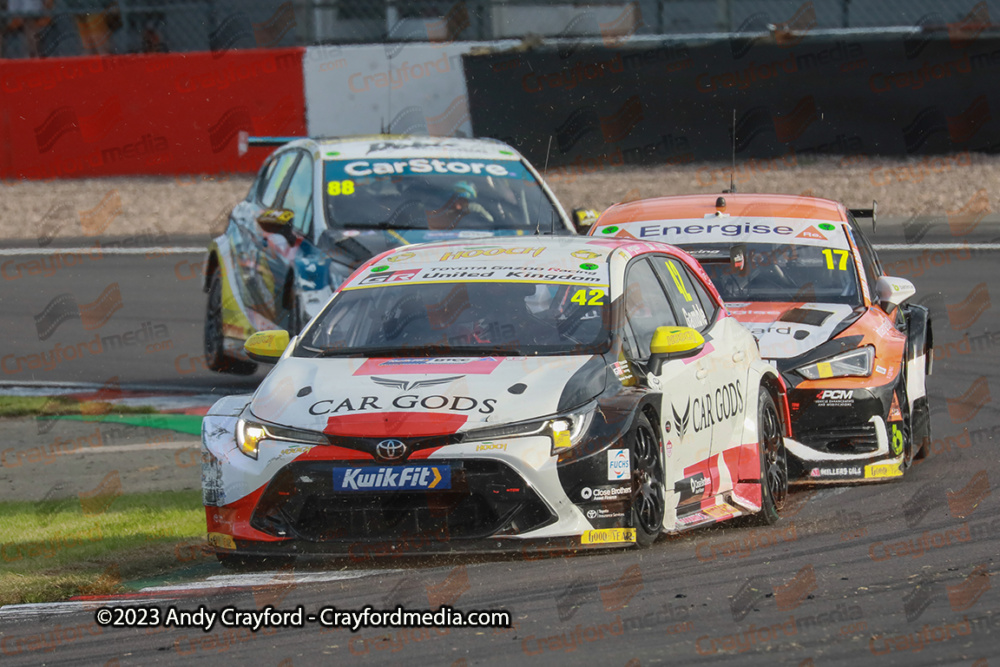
<box><xmin>204</xmin><ymin>415</ymin><xmax>643</xmax><ymax>557</ymax></box>
<box><xmin>782</xmin><ymin>381</ymin><xmax>904</xmax><ymax>483</ymax></box>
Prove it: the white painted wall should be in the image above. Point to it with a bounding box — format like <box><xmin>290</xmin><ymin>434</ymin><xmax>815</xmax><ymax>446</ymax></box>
<box><xmin>303</xmin><ymin>41</ymin><xmax>518</xmax><ymax>139</ymax></box>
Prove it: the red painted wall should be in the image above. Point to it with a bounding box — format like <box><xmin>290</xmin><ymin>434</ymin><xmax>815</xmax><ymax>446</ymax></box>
<box><xmin>0</xmin><ymin>48</ymin><xmax>306</xmax><ymax>179</ymax></box>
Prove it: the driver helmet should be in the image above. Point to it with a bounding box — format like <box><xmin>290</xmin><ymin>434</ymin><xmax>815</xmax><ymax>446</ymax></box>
<box><xmin>453</xmin><ymin>181</ymin><xmax>477</xmax><ymax>200</ymax></box>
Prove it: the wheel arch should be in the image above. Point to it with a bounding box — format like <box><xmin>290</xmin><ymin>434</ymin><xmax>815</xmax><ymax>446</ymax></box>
<box><xmin>756</xmin><ymin>366</ymin><xmax>792</xmax><ymax>438</ymax></box>
<box><xmin>903</xmin><ymin>303</ymin><xmax>933</xmax><ymax>375</ymax></box>
<box><xmin>203</xmin><ymin>249</ymin><xmax>220</xmax><ymax>293</ymax></box>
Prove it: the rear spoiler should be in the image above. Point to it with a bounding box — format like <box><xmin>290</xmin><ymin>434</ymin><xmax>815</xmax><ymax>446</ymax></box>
<box><xmin>237</xmin><ymin>132</ymin><xmax>306</xmax><ymax>156</ymax></box>
<box><xmin>848</xmin><ymin>200</ymin><xmax>878</xmax><ymax>232</ymax></box>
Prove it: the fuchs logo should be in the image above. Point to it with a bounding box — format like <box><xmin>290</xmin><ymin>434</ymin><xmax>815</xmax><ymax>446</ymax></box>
<box><xmin>818</xmin><ymin>390</ymin><xmax>852</xmax><ymax>400</ymax></box>
<box><xmin>608</xmin><ymin>449</ymin><xmax>630</xmax><ymax>480</ymax></box>
<box><xmin>370</xmin><ymin>375</ymin><xmax>463</xmax><ymax>391</ymax></box>
<box><xmin>672</xmin><ymin>400</ymin><xmax>691</xmax><ymax>441</ymax></box>
<box><xmin>375</xmin><ymin>439</ymin><xmax>407</xmax><ymax>461</ymax></box>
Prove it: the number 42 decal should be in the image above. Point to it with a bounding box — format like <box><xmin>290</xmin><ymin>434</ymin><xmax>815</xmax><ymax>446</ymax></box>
<box><xmin>570</xmin><ymin>289</ymin><xmax>605</xmax><ymax>306</ymax></box>
<box><xmin>822</xmin><ymin>248</ymin><xmax>849</xmax><ymax>270</ymax></box>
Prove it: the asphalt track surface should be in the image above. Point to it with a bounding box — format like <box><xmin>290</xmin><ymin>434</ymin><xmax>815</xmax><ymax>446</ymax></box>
<box><xmin>1</xmin><ymin>222</ymin><xmax>1000</xmax><ymax>665</ymax></box>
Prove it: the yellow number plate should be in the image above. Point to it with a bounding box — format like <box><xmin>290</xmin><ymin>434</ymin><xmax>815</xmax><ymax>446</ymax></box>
<box><xmin>581</xmin><ymin>528</ymin><xmax>636</xmax><ymax>545</ymax></box>
<box><xmin>207</xmin><ymin>532</ymin><xmax>236</xmax><ymax>550</ymax></box>
<box><xmin>864</xmin><ymin>463</ymin><xmax>903</xmax><ymax>479</ymax></box>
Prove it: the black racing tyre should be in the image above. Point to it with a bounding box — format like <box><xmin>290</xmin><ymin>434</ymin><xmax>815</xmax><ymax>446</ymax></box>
<box><xmin>204</xmin><ymin>269</ymin><xmax>258</xmax><ymax>375</ymax></box>
<box><xmin>911</xmin><ymin>347</ymin><xmax>932</xmax><ymax>461</ymax></box>
<box><xmin>630</xmin><ymin>412</ymin><xmax>666</xmax><ymax>547</ymax></box>
<box><xmin>752</xmin><ymin>388</ymin><xmax>787</xmax><ymax>526</ymax></box>
<box><xmin>894</xmin><ymin>378</ymin><xmax>915</xmax><ymax>469</ymax></box>
<box><xmin>216</xmin><ymin>552</ymin><xmax>295</xmax><ymax>570</ymax></box>
<box><xmin>289</xmin><ymin>293</ymin><xmax>304</xmax><ymax>336</ymax></box>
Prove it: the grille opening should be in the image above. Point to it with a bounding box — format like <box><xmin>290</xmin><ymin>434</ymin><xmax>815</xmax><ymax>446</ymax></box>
<box><xmin>799</xmin><ymin>424</ymin><xmax>879</xmax><ymax>455</ymax></box>
<box><xmin>250</xmin><ymin>460</ymin><xmax>555</xmax><ymax>543</ymax></box>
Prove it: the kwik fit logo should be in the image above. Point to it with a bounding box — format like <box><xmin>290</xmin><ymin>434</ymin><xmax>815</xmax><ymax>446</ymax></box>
<box><xmin>333</xmin><ymin>465</ymin><xmax>450</xmax><ymax>491</ymax></box>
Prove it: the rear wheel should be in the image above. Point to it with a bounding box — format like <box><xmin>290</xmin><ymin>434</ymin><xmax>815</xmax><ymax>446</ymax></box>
<box><xmin>753</xmin><ymin>388</ymin><xmax>787</xmax><ymax>525</ymax></box>
<box><xmin>630</xmin><ymin>412</ymin><xmax>665</xmax><ymax>547</ymax></box>
<box><xmin>204</xmin><ymin>269</ymin><xmax>257</xmax><ymax>375</ymax></box>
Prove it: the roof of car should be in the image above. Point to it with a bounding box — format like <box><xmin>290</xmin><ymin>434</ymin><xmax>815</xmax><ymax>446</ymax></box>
<box><xmin>597</xmin><ymin>193</ymin><xmax>846</xmax><ymax>225</ymax></box>
<box><xmin>342</xmin><ymin>236</ymin><xmax>691</xmax><ymax>291</ymax></box>
<box><xmin>591</xmin><ymin>193</ymin><xmax>854</xmax><ymax>250</ymax></box>
<box><xmin>301</xmin><ymin>135</ymin><xmax>523</xmax><ymax>161</ymax></box>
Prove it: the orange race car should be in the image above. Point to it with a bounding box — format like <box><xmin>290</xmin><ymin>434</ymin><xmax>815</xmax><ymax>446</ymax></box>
<box><xmin>589</xmin><ymin>193</ymin><xmax>933</xmax><ymax>483</ymax></box>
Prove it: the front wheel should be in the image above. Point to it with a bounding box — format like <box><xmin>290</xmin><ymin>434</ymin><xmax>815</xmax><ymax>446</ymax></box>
<box><xmin>204</xmin><ymin>269</ymin><xmax>257</xmax><ymax>375</ymax></box>
<box><xmin>630</xmin><ymin>412</ymin><xmax>665</xmax><ymax>547</ymax></box>
<box><xmin>753</xmin><ymin>388</ymin><xmax>787</xmax><ymax>525</ymax></box>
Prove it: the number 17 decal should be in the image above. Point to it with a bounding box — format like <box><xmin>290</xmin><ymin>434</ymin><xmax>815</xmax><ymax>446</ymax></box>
<box><xmin>570</xmin><ymin>289</ymin><xmax>605</xmax><ymax>306</ymax></box>
<box><xmin>822</xmin><ymin>248</ymin><xmax>849</xmax><ymax>270</ymax></box>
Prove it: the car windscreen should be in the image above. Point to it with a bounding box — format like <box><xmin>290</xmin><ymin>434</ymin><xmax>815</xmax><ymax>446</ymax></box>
<box><xmin>322</xmin><ymin>158</ymin><xmax>562</xmax><ymax>232</ymax></box>
<box><xmin>683</xmin><ymin>243</ymin><xmax>863</xmax><ymax>305</ymax></box>
<box><xmin>297</xmin><ymin>281</ymin><xmax>611</xmax><ymax>357</ymax></box>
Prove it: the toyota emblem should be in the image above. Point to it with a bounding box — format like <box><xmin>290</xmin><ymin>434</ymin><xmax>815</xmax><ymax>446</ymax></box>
<box><xmin>376</xmin><ymin>439</ymin><xmax>407</xmax><ymax>461</ymax></box>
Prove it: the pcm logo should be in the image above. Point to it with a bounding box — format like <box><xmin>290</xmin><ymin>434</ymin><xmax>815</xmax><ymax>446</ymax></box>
<box><xmin>818</xmin><ymin>390</ymin><xmax>853</xmax><ymax>400</ymax></box>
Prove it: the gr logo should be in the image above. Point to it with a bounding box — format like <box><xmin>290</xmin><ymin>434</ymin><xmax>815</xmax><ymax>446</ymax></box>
<box><xmin>818</xmin><ymin>390</ymin><xmax>853</xmax><ymax>400</ymax></box>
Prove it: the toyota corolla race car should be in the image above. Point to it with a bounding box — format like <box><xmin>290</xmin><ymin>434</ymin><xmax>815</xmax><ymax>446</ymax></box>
<box><xmin>203</xmin><ymin>135</ymin><xmax>577</xmax><ymax>374</ymax></box>
<box><xmin>201</xmin><ymin>236</ymin><xmax>790</xmax><ymax>564</ymax></box>
<box><xmin>590</xmin><ymin>194</ymin><xmax>933</xmax><ymax>483</ymax></box>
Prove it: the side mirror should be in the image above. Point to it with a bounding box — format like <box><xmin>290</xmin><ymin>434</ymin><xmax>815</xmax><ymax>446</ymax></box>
<box><xmin>572</xmin><ymin>208</ymin><xmax>600</xmax><ymax>234</ymax></box>
<box><xmin>648</xmin><ymin>326</ymin><xmax>705</xmax><ymax>374</ymax></box>
<box><xmin>244</xmin><ymin>329</ymin><xmax>290</xmax><ymax>364</ymax></box>
<box><xmin>257</xmin><ymin>208</ymin><xmax>294</xmax><ymax>237</ymax></box>
<box><xmin>875</xmin><ymin>276</ymin><xmax>915</xmax><ymax>314</ymax></box>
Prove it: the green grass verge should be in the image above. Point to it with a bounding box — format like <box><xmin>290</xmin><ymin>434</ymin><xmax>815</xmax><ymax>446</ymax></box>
<box><xmin>0</xmin><ymin>396</ymin><xmax>156</xmax><ymax>419</ymax></box>
<box><xmin>0</xmin><ymin>489</ymin><xmax>206</xmax><ymax>606</ymax></box>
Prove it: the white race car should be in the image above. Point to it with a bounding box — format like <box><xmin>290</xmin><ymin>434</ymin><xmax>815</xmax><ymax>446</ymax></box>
<box><xmin>201</xmin><ymin>236</ymin><xmax>790</xmax><ymax>565</ymax></box>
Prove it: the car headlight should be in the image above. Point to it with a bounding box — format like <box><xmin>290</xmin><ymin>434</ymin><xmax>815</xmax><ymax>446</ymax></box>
<box><xmin>462</xmin><ymin>402</ymin><xmax>596</xmax><ymax>455</ymax></box>
<box><xmin>795</xmin><ymin>346</ymin><xmax>874</xmax><ymax>380</ymax></box>
<box><xmin>235</xmin><ymin>416</ymin><xmax>328</xmax><ymax>460</ymax></box>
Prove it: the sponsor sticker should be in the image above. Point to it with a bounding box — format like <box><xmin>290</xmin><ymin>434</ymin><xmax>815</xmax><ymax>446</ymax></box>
<box><xmin>581</xmin><ymin>528</ymin><xmax>636</xmax><ymax>545</ymax></box>
<box><xmin>809</xmin><ymin>466</ymin><xmax>863</xmax><ymax>478</ymax></box>
<box><xmin>476</xmin><ymin>442</ymin><xmax>507</xmax><ymax>452</ymax></box>
<box><xmin>865</xmin><ymin>462</ymin><xmax>903</xmax><ymax>479</ymax></box>
<box><xmin>580</xmin><ymin>485</ymin><xmax>631</xmax><ymax>500</ymax></box>
<box><xmin>677</xmin><ymin>511</ymin><xmax>710</xmax><ymax>526</ymax></box>
<box><xmin>890</xmin><ymin>423</ymin><xmax>904</xmax><ymax>457</ymax></box>
<box><xmin>815</xmin><ymin>389</ymin><xmax>854</xmax><ymax>407</ymax></box>
<box><xmin>608</xmin><ymin>449</ymin><xmax>631</xmax><ymax>480</ymax></box>
<box><xmin>703</xmin><ymin>503</ymin><xmax>739</xmax><ymax>518</ymax></box>
<box><xmin>604</xmin><ymin>217</ymin><xmax>851</xmax><ymax>249</ymax></box>
<box><xmin>207</xmin><ymin>532</ymin><xmax>236</xmax><ymax>550</ymax></box>
<box><xmin>357</xmin><ymin>268</ymin><xmax>421</xmax><ymax>285</ymax></box>
<box><xmin>333</xmin><ymin>465</ymin><xmax>451</xmax><ymax>491</ymax></box>
<box><xmin>611</xmin><ymin>361</ymin><xmax>634</xmax><ymax>383</ymax></box>
<box><xmin>329</xmin><ymin>158</ymin><xmax>520</xmax><ymax>179</ymax></box>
